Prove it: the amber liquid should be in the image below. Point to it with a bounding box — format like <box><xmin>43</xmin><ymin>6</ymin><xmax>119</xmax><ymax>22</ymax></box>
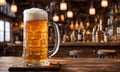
<box><xmin>23</xmin><ymin>20</ymin><xmax>48</xmax><ymax>63</ymax></box>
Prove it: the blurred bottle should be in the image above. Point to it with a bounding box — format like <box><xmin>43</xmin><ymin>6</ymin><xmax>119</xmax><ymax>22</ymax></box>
<box><xmin>75</xmin><ymin>20</ymin><xmax>79</xmax><ymax>30</ymax></box>
<box><xmin>107</xmin><ymin>15</ymin><xmax>114</xmax><ymax>25</ymax></box>
<box><xmin>48</xmin><ymin>28</ymin><xmax>55</xmax><ymax>44</ymax></box>
<box><xmin>99</xmin><ymin>19</ymin><xmax>104</xmax><ymax>43</ymax></box>
<box><xmin>82</xmin><ymin>30</ymin><xmax>86</xmax><ymax>42</ymax></box>
<box><xmin>77</xmin><ymin>28</ymin><xmax>83</xmax><ymax>42</ymax></box>
<box><xmin>96</xmin><ymin>19</ymin><xmax>104</xmax><ymax>43</ymax></box>
<box><xmin>79</xmin><ymin>21</ymin><xmax>84</xmax><ymax>31</ymax></box>
<box><xmin>114</xmin><ymin>4</ymin><xmax>119</xmax><ymax>13</ymax></box>
<box><xmin>116</xmin><ymin>27</ymin><xmax>120</xmax><ymax>42</ymax></box>
<box><xmin>86</xmin><ymin>30</ymin><xmax>91</xmax><ymax>42</ymax></box>
<box><xmin>62</xmin><ymin>31</ymin><xmax>67</xmax><ymax>43</ymax></box>
<box><xmin>70</xmin><ymin>21</ymin><xmax>74</xmax><ymax>30</ymax></box>
<box><xmin>95</xmin><ymin>30</ymin><xmax>98</xmax><ymax>43</ymax></box>
<box><xmin>103</xmin><ymin>28</ymin><xmax>109</xmax><ymax>43</ymax></box>
<box><xmin>70</xmin><ymin>30</ymin><xmax>76</xmax><ymax>42</ymax></box>
<box><xmin>92</xmin><ymin>26</ymin><xmax>96</xmax><ymax>43</ymax></box>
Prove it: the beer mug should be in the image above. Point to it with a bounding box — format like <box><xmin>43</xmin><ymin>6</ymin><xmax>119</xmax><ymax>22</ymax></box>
<box><xmin>22</xmin><ymin>8</ymin><xmax>60</xmax><ymax>66</ymax></box>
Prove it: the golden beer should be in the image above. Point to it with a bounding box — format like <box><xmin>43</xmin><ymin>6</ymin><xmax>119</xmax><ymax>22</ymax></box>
<box><xmin>23</xmin><ymin>8</ymin><xmax>60</xmax><ymax>66</ymax></box>
<box><xmin>24</xmin><ymin>20</ymin><xmax>48</xmax><ymax>63</ymax></box>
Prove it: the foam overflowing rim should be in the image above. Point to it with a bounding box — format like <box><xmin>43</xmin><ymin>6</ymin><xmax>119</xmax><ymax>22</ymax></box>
<box><xmin>23</xmin><ymin>8</ymin><xmax>48</xmax><ymax>21</ymax></box>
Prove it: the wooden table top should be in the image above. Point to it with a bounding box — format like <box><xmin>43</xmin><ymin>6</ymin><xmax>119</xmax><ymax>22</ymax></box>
<box><xmin>0</xmin><ymin>57</ymin><xmax>120</xmax><ymax>72</ymax></box>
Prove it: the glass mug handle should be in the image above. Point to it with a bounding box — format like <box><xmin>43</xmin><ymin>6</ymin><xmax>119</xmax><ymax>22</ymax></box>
<box><xmin>48</xmin><ymin>22</ymin><xmax>60</xmax><ymax>57</ymax></box>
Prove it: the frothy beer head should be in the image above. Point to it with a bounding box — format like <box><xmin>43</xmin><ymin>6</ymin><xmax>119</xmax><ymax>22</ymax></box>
<box><xmin>23</xmin><ymin>8</ymin><xmax>48</xmax><ymax>21</ymax></box>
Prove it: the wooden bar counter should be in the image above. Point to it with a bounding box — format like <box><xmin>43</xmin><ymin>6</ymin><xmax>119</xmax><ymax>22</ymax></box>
<box><xmin>52</xmin><ymin>42</ymin><xmax>120</xmax><ymax>57</ymax></box>
<box><xmin>0</xmin><ymin>57</ymin><xmax>120</xmax><ymax>72</ymax></box>
<box><xmin>2</xmin><ymin>42</ymin><xmax>120</xmax><ymax>57</ymax></box>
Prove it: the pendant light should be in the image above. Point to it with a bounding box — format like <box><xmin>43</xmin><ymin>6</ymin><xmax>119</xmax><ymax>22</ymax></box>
<box><xmin>0</xmin><ymin>0</ymin><xmax>6</xmax><ymax>6</ymax></box>
<box><xmin>89</xmin><ymin>7</ymin><xmax>95</xmax><ymax>15</ymax></box>
<box><xmin>101</xmin><ymin>0</ymin><xmax>108</xmax><ymax>8</ymax></box>
<box><xmin>60</xmin><ymin>0</ymin><xmax>67</xmax><ymax>11</ymax></box>
<box><xmin>89</xmin><ymin>2</ymin><xmax>96</xmax><ymax>15</ymax></box>
<box><xmin>11</xmin><ymin>0</ymin><xmax>17</xmax><ymax>13</ymax></box>
<box><xmin>67</xmin><ymin>1</ymin><xmax>73</xmax><ymax>18</ymax></box>
<box><xmin>67</xmin><ymin>10</ymin><xmax>73</xmax><ymax>18</ymax></box>
<box><xmin>53</xmin><ymin>14</ymin><xmax>59</xmax><ymax>22</ymax></box>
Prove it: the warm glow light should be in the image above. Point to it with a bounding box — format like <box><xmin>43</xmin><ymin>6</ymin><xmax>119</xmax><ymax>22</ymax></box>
<box><xmin>58</xmin><ymin>24</ymin><xmax>62</xmax><ymax>26</ymax></box>
<box><xmin>60</xmin><ymin>14</ymin><xmax>65</xmax><ymax>21</ymax></box>
<box><xmin>67</xmin><ymin>10</ymin><xmax>73</xmax><ymax>18</ymax></box>
<box><xmin>101</xmin><ymin>0</ymin><xmax>108</xmax><ymax>7</ymax></box>
<box><xmin>86</xmin><ymin>30</ymin><xmax>91</xmax><ymax>35</ymax></box>
<box><xmin>53</xmin><ymin>14</ymin><xmax>59</xmax><ymax>22</ymax></box>
<box><xmin>60</xmin><ymin>2</ymin><xmax>67</xmax><ymax>10</ymax></box>
<box><xmin>89</xmin><ymin>7</ymin><xmax>96</xmax><ymax>15</ymax></box>
<box><xmin>11</xmin><ymin>4</ymin><xmax>17</xmax><ymax>13</ymax></box>
<box><xmin>70</xmin><ymin>21</ymin><xmax>74</xmax><ymax>30</ymax></box>
<box><xmin>19</xmin><ymin>22</ymin><xmax>24</xmax><ymax>29</ymax></box>
<box><xmin>86</xmin><ymin>22</ymin><xmax>90</xmax><ymax>28</ymax></box>
<box><xmin>75</xmin><ymin>21</ymin><xmax>79</xmax><ymax>30</ymax></box>
<box><xmin>0</xmin><ymin>0</ymin><xmax>6</xmax><ymax>6</ymax></box>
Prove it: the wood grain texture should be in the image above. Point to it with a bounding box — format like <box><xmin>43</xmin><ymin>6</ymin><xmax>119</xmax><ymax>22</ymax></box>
<box><xmin>0</xmin><ymin>57</ymin><xmax>120</xmax><ymax>72</ymax></box>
